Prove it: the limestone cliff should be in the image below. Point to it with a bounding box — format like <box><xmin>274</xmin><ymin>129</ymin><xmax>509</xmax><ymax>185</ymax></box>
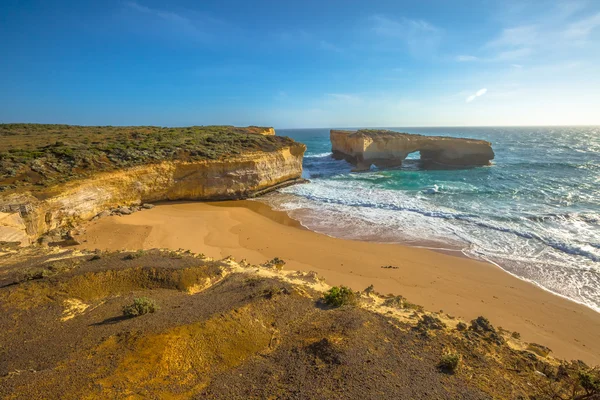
<box><xmin>0</xmin><ymin>144</ymin><xmax>305</xmax><ymax>245</ymax></box>
<box><xmin>331</xmin><ymin>129</ymin><xmax>494</xmax><ymax>171</ymax></box>
<box><xmin>258</xmin><ymin>127</ymin><xmax>276</xmax><ymax>135</ymax></box>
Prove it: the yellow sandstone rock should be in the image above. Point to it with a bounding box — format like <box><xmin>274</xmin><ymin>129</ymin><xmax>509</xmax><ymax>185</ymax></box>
<box><xmin>331</xmin><ymin>129</ymin><xmax>494</xmax><ymax>171</ymax></box>
<box><xmin>0</xmin><ymin>144</ymin><xmax>305</xmax><ymax>244</ymax></box>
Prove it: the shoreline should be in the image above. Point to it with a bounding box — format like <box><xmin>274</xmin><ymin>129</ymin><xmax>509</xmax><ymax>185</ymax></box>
<box><xmin>256</xmin><ymin>193</ymin><xmax>600</xmax><ymax>315</ymax></box>
<box><xmin>75</xmin><ymin>200</ymin><xmax>600</xmax><ymax>365</ymax></box>
<box><xmin>234</xmin><ymin>199</ymin><xmax>600</xmax><ymax>315</ymax></box>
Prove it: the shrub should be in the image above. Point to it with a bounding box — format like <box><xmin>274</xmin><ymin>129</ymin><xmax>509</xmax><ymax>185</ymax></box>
<box><xmin>263</xmin><ymin>286</ymin><xmax>289</xmax><ymax>299</ymax></box>
<box><xmin>416</xmin><ymin>315</ymin><xmax>446</xmax><ymax>332</ymax></box>
<box><xmin>122</xmin><ymin>297</ymin><xmax>158</xmax><ymax>317</ymax></box>
<box><xmin>579</xmin><ymin>370</ymin><xmax>600</xmax><ymax>395</ymax></box>
<box><xmin>438</xmin><ymin>353</ymin><xmax>460</xmax><ymax>373</ymax></box>
<box><xmin>323</xmin><ymin>286</ymin><xmax>358</xmax><ymax>307</ymax></box>
<box><xmin>383</xmin><ymin>295</ymin><xmax>403</xmax><ymax>308</ymax></box>
<box><xmin>263</xmin><ymin>257</ymin><xmax>286</xmax><ymax>270</ymax></box>
<box><xmin>363</xmin><ymin>284</ymin><xmax>375</xmax><ymax>294</ymax></box>
<box><xmin>124</xmin><ymin>250</ymin><xmax>145</xmax><ymax>260</ymax></box>
<box><xmin>23</xmin><ymin>268</ymin><xmax>51</xmax><ymax>281</ymax></box>
<box><xmin>456</xmin><ymin>322</ymin><xmax>467</xmax><ymax>331</ymax></box>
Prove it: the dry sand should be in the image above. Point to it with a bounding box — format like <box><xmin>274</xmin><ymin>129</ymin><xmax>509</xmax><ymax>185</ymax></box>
<box><xmin>76</xmin><ymin>200</ymin><xmax>600</xmax><ymax>365</ymax></box>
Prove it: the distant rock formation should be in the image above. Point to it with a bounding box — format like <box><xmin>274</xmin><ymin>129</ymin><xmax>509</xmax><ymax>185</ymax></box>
<box><xmin>331</xmin><ymin>129</ymin><xmax>494</xmax><ymax>171</ymax></box>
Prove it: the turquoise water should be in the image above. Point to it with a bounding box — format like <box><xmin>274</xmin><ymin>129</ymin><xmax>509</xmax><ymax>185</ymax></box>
<box><xmin>263</xmin><ymin>127</ymin><xmax>600</xmax><ymax>312</ymax></box>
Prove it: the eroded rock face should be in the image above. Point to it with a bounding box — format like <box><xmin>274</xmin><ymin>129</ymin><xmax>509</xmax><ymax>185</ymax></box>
<box><xmin>0</xmin><ymin>144</ymin><xmax>305</xmax><ymax>244</ymax></box>
<box><xmin>331</xmin><ymin>129</ymin><xmax>494</xmax><ymax>171</ymax></box>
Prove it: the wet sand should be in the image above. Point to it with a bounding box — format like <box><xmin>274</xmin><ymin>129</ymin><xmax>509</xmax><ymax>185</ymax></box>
<box><xmin>76</xmin><ymin>200</ymin><xmax>600</xmax><ymax>365</ymax></box>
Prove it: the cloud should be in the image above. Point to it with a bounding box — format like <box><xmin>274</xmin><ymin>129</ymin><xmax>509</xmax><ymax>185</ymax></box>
<box><xmin>319</xmin><ymin>40</ymin><xmax>344</xmax><ymax>53</ymax></box>
<box><xmin>563</xmin><ymin>12</ymin><xmax>600</xmax><ymax>41</ymax></box>
<box><xmin>458</xmin><ymin>5</ymin><xmax>600</xmax><ymax>64</ymax></box>
<box><xmin>123</xmin><ymin>1</ymin><xmax>228</xmax><ymax>42</ymax></box>
<box><xmin>456</xmin><ymin>55</ymin><xmax>479</xmax><ymax>62</ymax></box>
<box><xmin>325</xmin><ymin>93</ymin><xmax>362</xmax><ymax>104</ymax></box>
<box><xmin>492</xmin><ymin>47</ymin><xmax>532</xmax><ymax>61</ymax></box>
<box><xmin>369</xmin><ymin>15</ymin><xmax>442</xmax><ymax>56</ymax></box>
<box><xmin>466</xmin><ymin>88</ymin><xmax>487</xmax><ymax>103</ymax></box>
<box><xmin>485</xmin><ymin>25</ymin><xmax>539</xmax><ymax>48</ymax></box>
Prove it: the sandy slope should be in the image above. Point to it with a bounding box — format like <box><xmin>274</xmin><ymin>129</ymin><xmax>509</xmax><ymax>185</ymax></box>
<box><xmin>76</xmin><ymin>200</ymin><xmax>600</xmax><ymax>365</ymax></box>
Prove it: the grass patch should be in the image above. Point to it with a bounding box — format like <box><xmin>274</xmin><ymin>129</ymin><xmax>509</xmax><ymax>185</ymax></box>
<box><xmin>0</xmin><ymin>124</ymin><xmax>294</xmax><ymax>193</ymax></box>
<box><xmin>382</xmin><ymin>295</ymin><xmax>424</xmax><ymax>312</ymax></box>
<box><xmin>124</xmin><ymin>250</ymin><xmax>145</xmax><ymax>260</ymax></box>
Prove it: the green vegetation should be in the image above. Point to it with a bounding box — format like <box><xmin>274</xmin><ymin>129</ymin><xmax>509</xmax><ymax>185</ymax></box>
<box><xmin>323</xmin><ymin>286</ymin><xmax>358</xmax><ymax>307</ymax></box>
<box><xmin>122</xmin><ymin>297</ymin><xmax>158</xmax><ymax>317</ymax></box>
<box><xmin>438</xmin><ymin>353</ymin><xmax>460</xmax><ymax>373</ymax></box>
<box><xmin>382</xmin><ymin>294</ymin><xmax>425</xmax><ymax>312</ymax></box>
<box><xmin>579</xmin><ymin>369</ymin><xmax>600</xmax><ymax>395</ymax></box>
<box><xmin>263</xmin><ymin>257</ymin><xmax>286</xmax><ymax>270</ymax></box>
<box><xmin>537</xmin><ymin>365</ymin><xmax>600</xmax><ymax>399</ymax></box>
<box><xmin>124</xmin><ymin>250</ymin><xmax>145</xmax><ymax>260</ymax></box>
<box><xmin>0</xmin><ymin>124</ymin><xmax>294</xmax><ymax>193</ymax></box>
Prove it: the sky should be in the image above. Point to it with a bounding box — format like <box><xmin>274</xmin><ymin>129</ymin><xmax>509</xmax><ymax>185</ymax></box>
<box><xmin>1</xmin><ymin>0</ymin><xmax>599</xmax><ymax>128</ymax></box>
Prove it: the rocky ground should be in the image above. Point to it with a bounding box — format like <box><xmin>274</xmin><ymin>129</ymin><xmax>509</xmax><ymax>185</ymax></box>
<box><xmin>0</xmin><ymin>246</ymin><xmax>597</xmax><ymax>399</ymax></box>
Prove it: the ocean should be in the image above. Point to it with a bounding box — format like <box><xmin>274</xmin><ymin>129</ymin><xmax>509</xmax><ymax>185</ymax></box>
<box><xmin>260</xmin><ymin>127</ymin><xmax>600</xmax><ymax>313</ymax></box>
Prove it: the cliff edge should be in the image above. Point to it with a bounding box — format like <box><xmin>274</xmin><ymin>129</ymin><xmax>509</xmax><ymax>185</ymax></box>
<box><xmin>0</xmin><ymin>125</ymin><xmax>306</xmax><ymax>245</ymax></box>
<box><xmin>331</xmin><ymin>129</ymin><xmax>494</xmax><ymax>171</ymax></box>
<box><xmin>1</xmin><ymin>248</ymin><xmax>597</xmax><ymax>399</ymax></box>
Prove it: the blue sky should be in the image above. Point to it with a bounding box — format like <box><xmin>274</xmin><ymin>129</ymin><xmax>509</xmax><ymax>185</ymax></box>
<box><xmin>1</xmin><ymin>0</ymin><xmax>599</xmax><ymax>127</ymax></box>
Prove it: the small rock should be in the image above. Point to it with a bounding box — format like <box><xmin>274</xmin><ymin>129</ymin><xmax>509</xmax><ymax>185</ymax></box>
<box><xmin>96</xmin><ymin>210</ymin><xmax>111</xmax><ymax>219</ymax></box>
<box><xmin>142</xmin><ymin>203</ymin><xmax>155</xmax><ymax>209</ymax></box>
<box><xmin>527</xmin><ymin>343</ymin><xmax>552</xmax><ymax>357</ymax></box>
<box><xmin>116</xmin><ymin>207</ymin><xmax>132</xmax><ymax>215</ymax></box>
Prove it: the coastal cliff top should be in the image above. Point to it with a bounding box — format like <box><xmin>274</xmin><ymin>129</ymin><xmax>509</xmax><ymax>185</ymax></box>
<box><xmin>0</xmin><ymin>124</ymin><xmax>297</xmax><ymax>194</ymax></box>
<box><xmin>332</xmin><ymin>129</ymin><xmax>492</xmax><ymax>144</ymax></box>
<box><xmin>0</xmin><ymin>247</ymin><xmax>597</xmax><ymax>399</ymax></box>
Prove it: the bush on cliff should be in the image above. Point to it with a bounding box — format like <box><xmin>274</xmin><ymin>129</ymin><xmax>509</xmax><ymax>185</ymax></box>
<box><xmin>438</xmin><ymin>353</ymin><xmax>460</xmax><ymax>373</ymax></box>
<box><xmin>323</xmin><ymin>286</ymin><xmax>358</xmax><ymax>307</ymax></box>
<box><xmin>122</xmin><ymin>297</ymin><xmax>158</xmax><ymax>317</ymax></box>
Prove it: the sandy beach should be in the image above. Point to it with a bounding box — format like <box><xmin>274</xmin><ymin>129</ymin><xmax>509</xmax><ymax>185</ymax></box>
<box><xmin>76</xmin><ymin>200</ymin><xmax>600</xmax><ymax>365</ymax></box>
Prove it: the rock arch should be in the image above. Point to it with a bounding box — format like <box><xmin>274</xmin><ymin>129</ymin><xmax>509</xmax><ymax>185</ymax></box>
<box><xmin>330</xmin><ymin>129</ymin><xmax>494</xmax><ymax>171</ymax></box>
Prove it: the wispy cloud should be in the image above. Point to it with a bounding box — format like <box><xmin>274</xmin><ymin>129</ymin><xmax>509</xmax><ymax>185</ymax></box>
<box><xmin>274</xmin><ymin>31</ymin><xmax>344</xmax><ymax>55</ymax></box>
<box><xmin>454</xmin><ymin>4</ymin><xmax>600</xmax><ymax>64</ymax></box>
<box><xmin>370</xmin><ymin>15</ymin><xmax>442</xmax><ymax>56</ymax></box>
<box><xmin>466</xmin><ymin>88</ymin><xmax>487</xmax><ymax>103</ymax></box>
<box><xmin>124</xmin><ymin>1</ymin><xmax>229</xmax><ymax>42</ymax></box>
<box><xmin>485</xmin><ymin>25</ymin><xmax>539</xmax><ymax>48</ymax></box>
<box><xmin>275</xmin><ymin>29</ymin><xmax>311</xmax><ymax>43</ymax></box>
<box><xmin>563</xmin><ymin>12</ymin><xmax>600</xmax><ymax>42</ymax></box>
<box><xmin>456</xmin><ymin>55</ymin><xmax>479</xmax><ymax>62</ymax></box>
<box><xmin>325</xmin><ymin>93</ymin><xmax>362</xmax><ymax>104</ymax></box>
<box><xmin>319</xmin><ymin>40</ymin><xmax>343</xmax><ymax>53</ymax></box>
